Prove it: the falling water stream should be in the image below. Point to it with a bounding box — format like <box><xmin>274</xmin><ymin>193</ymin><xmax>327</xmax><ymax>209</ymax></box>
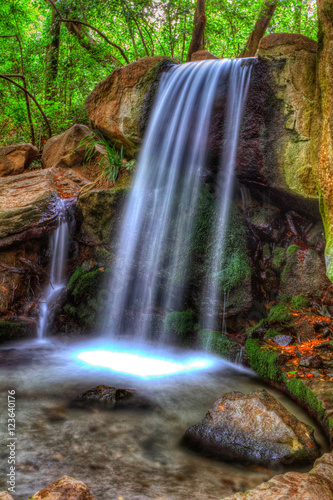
<box><xmin>37</xmin><ymin>198</ymin><xmax>69</xmax><ymax>340</ymax></box>
<box><xmin>106</xmin><ymin>59</ymin><xmax>253</xmax><ymax>337</ymax></box>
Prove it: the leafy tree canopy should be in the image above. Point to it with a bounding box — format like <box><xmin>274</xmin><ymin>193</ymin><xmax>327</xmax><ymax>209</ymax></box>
<box><xmin>0</xmin><ymin>0</ymin><xmax>317</xmax><ymax>145</ymax></box>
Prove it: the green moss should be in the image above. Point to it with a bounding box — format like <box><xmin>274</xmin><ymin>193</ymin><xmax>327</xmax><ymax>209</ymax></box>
<box><xmin>272</xmin><ymin>247</ymin><xmax>286</xmax><ymax>270</ymax></box>
<box><xmin>72</xmin><ymin>269</ymin><xmax>104</xmax><ymax>301</ymax></box>
<box><xmin>277</xmin><ymin>294</ymin><xmax>291</xmax><ymax>305</ymax></box>
<box><xmin>286</xmin><ymin>244</ymin><xmax>299</xmax><ymax>257</ymax></box>
<box><xmin>265</xmin><ymin>328</ymin><xmax>281</xmax><ymax>338</ymax></box>
<box><xmin>0</xmin><ymin>321</ymin><xmax>29</xmax><ymax>341</ymax></box>
<box><xmin>164</xmin><ymin>310</ymin><xmax>198</xmax><ymax>346</ymax></box>
<box><xmin>287</xmin><ymin>378</ymin><xmax>325</xmax><ymax>416</ymax></box>
<box><xmin>199</xmin><ymin>329</ymin><xmax>237</xmax><ymax>358</ymax></box>
<box><xmin>245</xmin><ymin>339</ymin><xmax>283</xmax><ymax>382</ymax></box>
<box><xmin>64</xmin><ymin>266</ymin><xmax>112</xmax><ymax>328</ymax></box>
<box><xmin>67</xmin><ymin>267</ymin><xmax>85</xmax><ymax>291</ymax></box>
<box><xmin>291</xmin><ymin>294</ymin><xmax>310</xmax><ymax>310</ymax></box>
<box><xmin>95</xmin><ymin>247</ymin><xmax>111</xmax><ymax>262</ymax></box>
<box><xmin>267</xmin><ymin>303</ymin><xmax>293</xmax><ymax>323</ymax></box>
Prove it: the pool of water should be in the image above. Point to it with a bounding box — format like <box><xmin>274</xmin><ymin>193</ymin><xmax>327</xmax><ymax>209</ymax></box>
<box><xmin>0</xmin><ymin>336</ymin><xmax>329</xmax><ymax>499</ymax></box>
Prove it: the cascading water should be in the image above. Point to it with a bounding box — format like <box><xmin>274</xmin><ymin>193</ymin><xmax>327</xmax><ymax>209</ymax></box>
<box><xmin>37</xmin><ymin>198</ymin><xmax>70</xmax><ymax>340</ymax></box>
<box><xmin>106</xmin><ymin>58</ymin><xmax>253</xmax><ymax>339</ymax></box>
<box><xmin>200</xmin><ymin>60</ymin><xmax>252</xmax><ymax>330</ymax></box>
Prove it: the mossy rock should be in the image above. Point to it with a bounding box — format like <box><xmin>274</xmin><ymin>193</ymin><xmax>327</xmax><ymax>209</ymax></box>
<box><xmin>0</xmin><ymin>321</ymin><xmax>35</xmax><ymax>342</ymax></box>
<box><xmin>164</xmin><ymin>310</ymin><xmax>198</xmax><ymax>347</ymax></box>
<box><xmin>287</xmin><ymin>378</ymin><xmax>325</xmax><ymax>416</ymax></box>
<box><xmin>280</xmin><ymin>244</ymin><xmax>330</xmax><ymax>299</ymax></box>
<box><xmin>199</xmin><ymin>329</ymin><xmax>241</xmax><ymax>361</ymax></box>
<box><xmin>245</xmin><ymin>338</ymin><xmax>284</xmax><ymax>382</ymax></box>
<box><xmin>77</xmin><ymin>187</ymin><xmax>129</xmax><ymax>247</ymax></box>
<box><xmin>64</xmin><ymin>265</ymin><xmax>112</xmax><ymax>328</ymax></box>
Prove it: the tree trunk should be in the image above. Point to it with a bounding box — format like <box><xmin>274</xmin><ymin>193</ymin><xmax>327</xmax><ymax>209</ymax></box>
<box><xmin>310</xmin><ymin>0</ymin><xmax>333</xmax><ymax>281</ymax></box>
<box><xmin>239</xmin><ymin>0</ymin><xmax>277</xmax><ymax>58</ymax></box>
<box><xmin>186</xmin><ymin>0</ymin><xmax>206</xmax><ymax>62</ymax></box>
<box><xmin>45</xmin><ymin>8</ymin><xmax>60</xmax><ymax>100</ymax></box>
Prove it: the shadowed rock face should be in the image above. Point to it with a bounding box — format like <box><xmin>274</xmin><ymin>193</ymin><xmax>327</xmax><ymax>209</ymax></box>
<box><xmin>42</xmin><ymin>124</ymin><xmax>105</xmax><ymax>170</ymax></box>
<box><xmin>183</xmin><ymin>390</ymin><xmax>320</xmax><ymax>466</ymax></box>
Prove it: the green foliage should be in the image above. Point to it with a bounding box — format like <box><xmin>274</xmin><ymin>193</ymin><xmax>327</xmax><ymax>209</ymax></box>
<box><xmin>0</xmin><ymin>0</ymin><xmax>318</xmax><ymax>145</ymax></box>
<box><xmin>286</xmin><ymin>244</ymin><xmax>300</xmax><ymax>257</ymax></box>
<box><xmin>164</xmin><ymin>309</ymin><xmax>198</xmax><ymax>346</ymax></box>
<box><xmin>265</xmin><ymin>328</ymin><xmax>281</xmax><ymax>338</ymax></box>
<box><xmin>287</xmin><ymin>378</ymin><xmax>325</xmax><ymax>416</ymax></box>
<box><xmin>267</xmin><ymin>303</ymin><xmax>293</xmax><ymax>323</ymax></box>
<box><xmin>277</xmin><ymin>294</ymin><xmax>292</xmax><ymax>304</ymax></box>
<box><xmin>272</xmin><ymin>246</ymin><xmax>286</xmax><ymax>270</ymax></box>
<box><xmin>75</xmin><ymin>132</ymin><xmax>125</xmax><ymax>185</ymax></box>
<box><xmin>291</xmin><ymin>294</ymin><xmax>310</xmax><ymax>310</ymax></box>
<box><xmin>0</xmin><ymin>321</ymin><xmax>29</xmax><ymax>341</ymax></box>
<box><xmin>65</xmin><ymin>265</ymin><xmax>111</xmax><ymax>327</ymax></box>
<box><xmin>245</xmin><ymin>338</ymin><xmax>283</xmax><ymax>382</ymax></box>
<box><xmin>199</xmin><ymin>329</ymin><xmax>237</xmax><ymax>358</ymax></box>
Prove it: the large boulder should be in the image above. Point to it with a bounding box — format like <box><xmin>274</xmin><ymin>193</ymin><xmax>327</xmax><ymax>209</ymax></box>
<box><xmin>0</xmin><ymin>168</ymin><xmax>87</xmax><ymax>243</ymax></box>
<box><xmin>28</xmin><ymin>475</ymin><xmax>95</xmax><ymax>500</ymax></box>
<box><xmin>237</xmin><ymin>33</ymin><xmax>318</xmax><ymax>214</ymax></box>
<box><xmin>41</xmin><ymin>124</ymin><xmax>104</xmax><ymax>170</ymax></box>
<box><xmin>224</xmin><ymin>453</ymin><xmax>333</xmax><ymax>499</ymax></box>
<box><xmin>183</xmin><ymin>390</ymin><xmax>320</xmax><ymax>466</ymax></box>
<box><xmin>0</xmin><ymin>143</ymin><xmax>38</xmax><ymax>177</ymax></box>
<box><xmin>85</xmin><ymin>56</ymin><xmax>178</xmax><ymax>157</ymax></box>
<box><xmin>0</xmin><ymin>167</ymin><xmax>88</xmax><ymax>318</ymax></box>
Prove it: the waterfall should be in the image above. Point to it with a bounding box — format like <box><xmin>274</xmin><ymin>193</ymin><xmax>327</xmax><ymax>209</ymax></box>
<box><xmin>106</xmin><ymin>59</ymin><xmax>252</xmax><ymax>338</ymax></box>
<box><xmin>200</xmin><ymin>60</ymin><xmax>252</xmax><ymax>330</ymax></box>
<box><xmin>37</xmin><ymin>198</ymin><xmax>70</xmax><ymax>340</ymax></box>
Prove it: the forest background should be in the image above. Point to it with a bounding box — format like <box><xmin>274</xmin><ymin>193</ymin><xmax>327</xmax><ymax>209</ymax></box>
<box><xmin>0</xmin><ymin>0</ymin><xmax>317</xmax><ymax>147</ymax></box>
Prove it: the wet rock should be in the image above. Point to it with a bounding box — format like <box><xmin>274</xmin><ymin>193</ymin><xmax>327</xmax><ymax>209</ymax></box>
<box><xmin>28</xmin><ymin>475</ymin><xmax>95</xmax><ymax>500</ymax></box>
<box><xmin>77</xmin><ymin>187</ymin><xmax>128</xmax><ymax>247</ymax></box>
<box><xmin>299</xmin><ymin>355</ymin><xmax>323</xmax><ymax>369</ymax></box>
<box><xmin>183</xmin><ymin>390</ymin><xmax>320</xmax><ymax>466</ymax></box>
<box><xmin>238</xmin><ymin>33</ymin><xmax>319</xmax><ymax>216</ymax></box>
<box><xmin>42</xmin><ymin>124</ymin><xmax>104</xmax><ymax>170</ymax></box>
<box><xmin>0</xmin><ymin>167</ymin><xmax>87</xmax><ymax>317</ymax></box>
<box><xmin>280</xmin><ymin>246</ymin><xmax>330</xmax><ymax>301</ymax></box>
<box><xmin>85</xmin><ymin>56</ymin><xmax>178</xmax><ymax>156</ymax></box>
<box><xmin>0</xmin><ymin>167</ymin><xmax>86</xmax><ymax>242</ymax></box>
<box><xmin>191</xmin><ymin>50</ymin><xmax>219</xmax><ymax>61</ymax></box>
<box><xmin>0</xmin><ymin>493</ymin><xmax>14</xmax><ymax>500</ymax></box>
<box><xmin>224</xmin><ymin>452</ymin><xmax>333</xmax><ymax>500</ymax></box>
<box><xmin>273</xmin><ymin>335</ymin><xmax>294</xmax><ymax>346</ymax></box>
<box><xmin>70</xmin><ymin>384</ymin><xmax>151</xmax><ymax>410</ymax></box>
<box><xmin>0</xmin><ymin>143</ymin><xmax>38</xmax><ymax>177</ymax></box>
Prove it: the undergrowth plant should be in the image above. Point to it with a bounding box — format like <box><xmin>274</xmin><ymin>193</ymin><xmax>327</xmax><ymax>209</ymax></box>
<box><xmin>74</xmin><ymin>132</ymin><xmax>135</xmax><ymax>185</ymax></box>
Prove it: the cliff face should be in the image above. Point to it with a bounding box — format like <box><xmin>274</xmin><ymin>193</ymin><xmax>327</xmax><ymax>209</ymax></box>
<box><xmin>310</xmin><ymin>2</ymin><xmax>333</xmax><ymax>282</ymax></box>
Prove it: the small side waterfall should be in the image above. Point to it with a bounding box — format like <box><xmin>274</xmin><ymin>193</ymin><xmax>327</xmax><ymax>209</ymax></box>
<box><xmin>106</xmin><ymin>59</ymin><xmax>253</xmax><ymax>339</ymax></box>
<box><xmin>37</xmin><ymin>198</ymin><xmax>70</xmax><ymax>340</ymax></box>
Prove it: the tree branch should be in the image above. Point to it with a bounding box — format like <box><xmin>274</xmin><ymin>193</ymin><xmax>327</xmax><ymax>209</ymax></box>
<box><xmin>47</xmin><ymin>0</ymin><xmax>129</xmax><ymax>64</ymax></box>
<box><xmin>0</xmin><ymin>75</ymin><xmax>51</xmax><ymax>138</ymax></box>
